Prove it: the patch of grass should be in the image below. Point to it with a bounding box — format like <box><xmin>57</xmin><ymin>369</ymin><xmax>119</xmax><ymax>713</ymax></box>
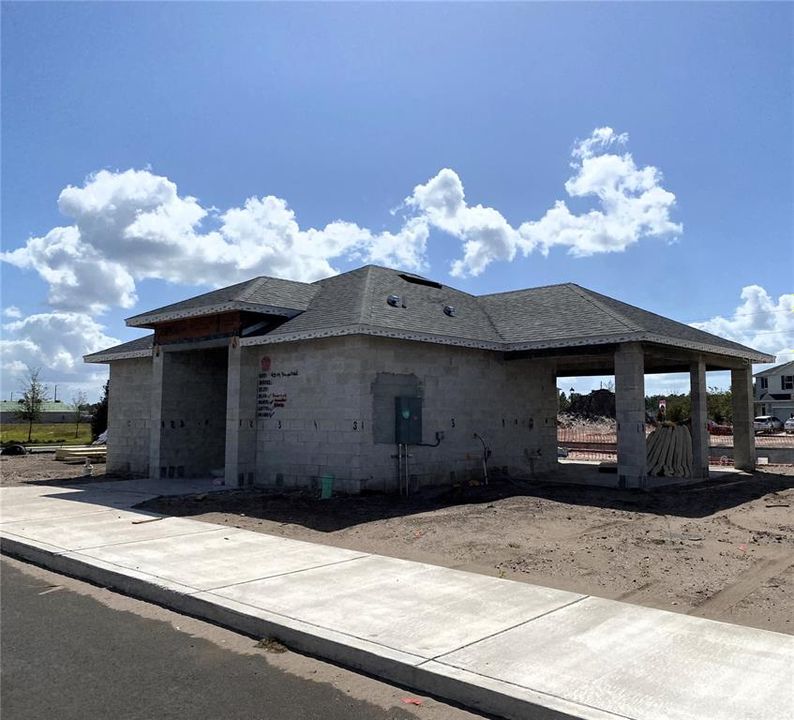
<box><xmin>255</xmin><ymin>637</ymin><xmax>287</xmax><ymax>654</ymax></box>
<box><xmin>0</xmin><ymin>423</ymin><xmax>93</xmax><ymax>446</ymax></box>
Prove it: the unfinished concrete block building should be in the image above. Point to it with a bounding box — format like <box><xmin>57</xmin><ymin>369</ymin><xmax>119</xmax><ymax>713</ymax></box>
<box><xmin>85</xmin><ymin>265</ymin><xmax>772</xmax><ymax>491</ymax></box>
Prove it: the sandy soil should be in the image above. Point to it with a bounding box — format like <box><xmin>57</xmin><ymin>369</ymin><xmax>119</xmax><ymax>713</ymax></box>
<box><xmin>3</xmin><ymin>454</ymin><xmax>792</xmax><ymax>635</ymax></box>
<box><xmin>0</xmin><ymin>453</ymin><xmax>109</xmax><ymax>486</ymax></box>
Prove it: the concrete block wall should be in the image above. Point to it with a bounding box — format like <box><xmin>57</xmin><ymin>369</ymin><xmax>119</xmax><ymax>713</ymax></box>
<box><xmin>357</xmin><ymin>337</ymin><xmax>557</xmax><ymax>492</ymax></box>
<box><xmin>158</xmin><ymin>348</ymin><xmax>228</xmax><ymax>479</ymax></box>
<box><xmin>246</xmin><ymin>335</ymin><xmax>558</xmax><ymax>493</ymax></box>
<box><xmin>107</xmin><ymin>357</ymin><xmax>153</xmax><ymax>477</ymax></box>
<box><xmin>249</xmin><ymin>336</ymin><xmax>370</xmax><ymax>492</ymax></box>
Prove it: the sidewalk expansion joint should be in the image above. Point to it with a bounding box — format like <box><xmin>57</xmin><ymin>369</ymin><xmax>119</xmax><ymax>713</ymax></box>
<box><xmin>196</xmin><ymin>589</ymin><xmax>428</xmax><ymax>663</ymax></box>
<box><xmin>422</xmin><ymin>662</ymin><xmax>638</xmax><ymax>720</ymax></box>
<box><xmin>423</xmin><ymin>594</ymin><xmax>589</xmax><ymax>664</ymax></box>
<box><xmin>61</xmin><ymin>525</ymin><xmax>231</xmax><ymax>553</ymax></box>
<box><xmin>198</xmin><ymin>553</ymin><xmax>371</xmax><ymax>593</ymax></box>
<box><xmin>0</xmin><ymin>507</ymin><xmax>118</xmax><ymax>526</ymax></box>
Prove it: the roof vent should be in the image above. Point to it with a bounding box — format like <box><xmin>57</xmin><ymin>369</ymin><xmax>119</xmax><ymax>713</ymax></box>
<box><xmin>443</xmin><ymin>305</ymin><xmax>456</xmax><ymax>317</ymax></box>
<box><xmin>399</xmin><ymin>273</ymin><xmax>442</xmax><ymax>290</ymax></box>
<box><xmin>387</xmin><ymin>295</ymin><xmax>402</xmax><ymax>307</ymax></box>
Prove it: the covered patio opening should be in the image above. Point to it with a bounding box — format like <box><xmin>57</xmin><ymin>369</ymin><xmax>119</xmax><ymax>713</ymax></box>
<box><xmin>508</xmin><ymin>341</ymin><xmax>756</xmax><ymax>488</ymax></box>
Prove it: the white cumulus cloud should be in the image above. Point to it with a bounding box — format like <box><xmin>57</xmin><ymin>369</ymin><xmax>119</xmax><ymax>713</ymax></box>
<box><xmin>406</xmin><ymin>169</ymin><xmax>524</xmax><ymax>277</ymax></box>
<box><xmin>402</xmin><ymin>127</ymin><xmax>681</xmax><ymax>277</ymax></box>
<box><xmin>3</xmin><ymin>306</ymin><xmax>22</xmax><ymax>319</ymax></box>
<box><xmin>690</xmin><ymin>286</ymin><xmax>794</xmax><ymax>365</ymax></box>
<box><xmin>1</xmin><ymin>312</ymin><xmax>119</xmax><ymax>400</ymax></box>
<box><xmin>2</xmin><ymin>127</ymin><xmax>680</xmax><ymax>314</ymax></box>
<box><xmin>2</xmin><ymin>169</ymin><xmax>428</xmax><ymax>314</ymax></box>
<box><xmin>518</xmin><ymin>127</ymin><xmax>681</xmax><ymax>262</ymax></box>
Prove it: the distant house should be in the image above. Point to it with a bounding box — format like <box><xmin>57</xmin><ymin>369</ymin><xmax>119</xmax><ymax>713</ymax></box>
<box><xmin>0</xmin><ymin>400</ymin><xmax>79</xmax><ymax>424</ymax></box>
<box><xmin>754</xmin><ymin>360</ymin><xmax>794</xmax><ymax>420</ymax></box>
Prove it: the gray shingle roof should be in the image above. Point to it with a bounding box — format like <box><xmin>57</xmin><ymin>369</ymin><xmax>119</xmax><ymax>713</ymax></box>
<box><xmin>480</xmin><ymin>283</ymin><xmax>765</xmax><ymax>357</ymax></box>
<box><xmin>266</xmin><ymin>266</ymin><xmax>502</xmax><ymax>344</ymax></box>
<box><xmin>577</xmin><ymin>287</ymin><xmax>761</xmax><ymax>356</ymax></box>
<box><xmin>87</xmin><ymin>265</ymin><xmax>774</xmax><ymax>363</ymax></box>
<box><xmin>480</xmin><ymin>284</ymin><xmax>638</xmax><ymax>344</ymax></box>
<box><xmin>126</xmin><ymin>277</ymin><xmax>317</xmax><ymax>327</ymax></box>
<box><xmin>84</xmin><ymin>334</ymin><xmax>154</xmax><ymax>362</ymax></box>
<box><xmin>754</xmin><ymin>360</ymin><xmax>794</xmax><ymax>378</ymax></box>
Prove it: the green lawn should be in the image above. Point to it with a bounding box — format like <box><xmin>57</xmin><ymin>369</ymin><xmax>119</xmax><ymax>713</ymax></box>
<box><xmin>0</xmin><ymin>423</ymin><xmax>93</xmax><ymax>446</ymax></box>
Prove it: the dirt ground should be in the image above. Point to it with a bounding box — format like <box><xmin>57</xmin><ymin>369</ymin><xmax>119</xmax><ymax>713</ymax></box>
<box><xmin>3</xmin><ymin>454</ymin><xmax>792</xmax><ymax>635</ymax></box>
<box><xmin>0</xmin><ymin>453</ymin><xmax>109</xmax><ymax>486</ymax></box>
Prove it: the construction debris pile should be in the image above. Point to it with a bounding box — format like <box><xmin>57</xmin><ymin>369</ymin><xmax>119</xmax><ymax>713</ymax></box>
<box><xmin>646</xmin><ymin>424</ymin><xmax>693</xmax><ymax>477</ymax></box>
<box><xmin>55</xmin><ymin>445</ymin><xmax>107</xmax><ymax>464</ymax></box>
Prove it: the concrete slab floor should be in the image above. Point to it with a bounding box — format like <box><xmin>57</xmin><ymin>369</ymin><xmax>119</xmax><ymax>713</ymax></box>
<box><xmin>548</xmin><ymin>461</ymin><xmax>746</xmax><ymax>489</ymax></box>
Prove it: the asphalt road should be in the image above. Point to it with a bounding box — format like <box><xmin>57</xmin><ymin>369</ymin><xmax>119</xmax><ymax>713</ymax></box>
<box><xmin>1</xmin><ymin>557</ymin><xmax>482</xmax><ymax>720</ymax></box>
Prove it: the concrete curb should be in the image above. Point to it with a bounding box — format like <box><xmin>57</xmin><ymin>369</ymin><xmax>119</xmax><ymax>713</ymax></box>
<box><xmin>1</xmin><ymin>534</ymin><xmax>614</xmax><ymax>720</ymax></box>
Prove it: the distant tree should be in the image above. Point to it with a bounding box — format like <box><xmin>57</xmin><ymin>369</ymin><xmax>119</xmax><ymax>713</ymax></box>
<box><xmin>568</xmin><ymin>389</ymin><xmax>616</xmax><ymax>419</ymax></box>
<box><xmin>91</xmin><ymin>381</ymin><xmax>109</xmax><ymax>440</ymax></box>
<box><xmin>643</xmin><ymin>388</ymin><xmax>733</xmax><ymax>425</ymax></box>
<box><xmin>707</xmin><ymin>387</ymin><xmax>732</xmax><ymax>424</ymax></box>
<box><xmin>71</xmin><ymin>391</ymin><xmax>88</xmax><ymax>439</ymax></box>
<box><xmin>558</xmin><ymin>390</ymin><xmax>571</xmax><ymax>413</ymax></box>
<box><xmin>665</xmin><ymin>394</ymin><xmax>691</xmax><ymax>423</ymax></box>
<box><xmin>16</xmin><ymin>368</ymin><xmax>49</xmax><ymax>443</ymax></box>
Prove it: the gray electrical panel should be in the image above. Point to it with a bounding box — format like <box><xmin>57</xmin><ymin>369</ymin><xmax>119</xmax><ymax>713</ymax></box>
<box><xmin>395</xmin><ymin>396</ymin><xmax>422</xmax><ymax>444</ymax></box>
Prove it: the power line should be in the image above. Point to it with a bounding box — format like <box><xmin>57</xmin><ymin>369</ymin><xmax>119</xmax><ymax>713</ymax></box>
<box><xmin>692</xmin><ymin>308</ymin><xmax>793</xmax><ymax>321</ymax></box>
<box><xmin>739</xmin><ymin>330</ymin><xmax>794</xmax><ymax>338</ymax></box>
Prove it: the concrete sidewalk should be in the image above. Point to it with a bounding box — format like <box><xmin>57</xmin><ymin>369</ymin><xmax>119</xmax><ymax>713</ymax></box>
<box><xmin>1</xmin><ymin>480</ymin><xmax>792</xmax><ymax>720</ymax></box>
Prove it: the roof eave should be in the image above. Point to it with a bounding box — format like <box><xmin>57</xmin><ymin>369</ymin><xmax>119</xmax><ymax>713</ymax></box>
<box><xmin>754</xmin><ymin>360</ymin><xmax>794</xmax><ymax>377</ymax></box>
<box><xmin>126</xmin><ymin>302</ymin><xmax>304</xmax><ymax>328</ymax></box>
<box><xmin>640</xmin><ymin>334</ymin><xmax>775</xmax><ymax>365</ymax></box>
<box><xmin>240</xmin><ymin>324</ymin><xmax>504</xmax><ymax>351</ymax></box>
<box><xmin>84</xmin><ymin>348</ymin><xmax>153</xmax><ymax>364</ymax></box>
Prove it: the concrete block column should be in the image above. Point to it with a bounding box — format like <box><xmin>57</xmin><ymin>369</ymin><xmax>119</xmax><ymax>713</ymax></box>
<box><xmin>690</xmin><ymin>357</ymin><xmax>710</xmax><ymax>479</ymax></box>
<box><xmin>731</xmin><ymin>365</ymin><xmax>756</xmax><ymax>472</ymax></box>
<box><xmin>148</xmin><ymin>345</ymin><xmax>165</xmax><ymax>480</ymax></box>
<box><xmin>225</xmin><ymin>340</ymin><xmax>258</xmax><ymax>487</ymax></box>
<box><xmin>224</xmin><ymin>339</ymin><xmax>242</xmax><ymax>487</ymax></box>
<box><xmin>615</xmin><ymin>343</ymin><xmax>647</xmax><ymax>488</ymax></box>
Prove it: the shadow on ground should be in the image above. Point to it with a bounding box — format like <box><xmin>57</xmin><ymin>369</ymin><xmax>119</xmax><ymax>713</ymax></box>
<box><xmin>9</xmin><ymin>474</ymin><xmax>127</xmax><ymax>487</ymax></box>
<box><xmin>137</xmin><ymin>470</ymin><xmax>794</xmax><ymax>532</ymax></box>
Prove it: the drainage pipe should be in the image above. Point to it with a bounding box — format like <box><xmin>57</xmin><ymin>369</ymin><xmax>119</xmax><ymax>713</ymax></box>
<box><xmin>473</xmin><ymin>433</ymin><xmax>491</xmax><ymax>485</ymax></box>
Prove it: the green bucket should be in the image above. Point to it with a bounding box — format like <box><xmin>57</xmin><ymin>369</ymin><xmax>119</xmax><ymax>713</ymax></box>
<box><xmin>320</xmin><ymin>474</ymin><xmax>334</xmax><ymax>500</ymax></box>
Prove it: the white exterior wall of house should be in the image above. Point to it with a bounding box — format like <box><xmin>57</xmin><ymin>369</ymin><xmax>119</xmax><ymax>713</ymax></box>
<box><xmin>754</xmin><ymin>365</ymin><xmax>794</xmax><ymax>421</ymax></box>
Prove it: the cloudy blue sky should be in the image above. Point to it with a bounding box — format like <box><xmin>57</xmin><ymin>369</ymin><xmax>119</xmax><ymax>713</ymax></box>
<box><xmin>2</xmin><ymin>2</ymin><xmax>792</xmax><ymax>401</ymax></box>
